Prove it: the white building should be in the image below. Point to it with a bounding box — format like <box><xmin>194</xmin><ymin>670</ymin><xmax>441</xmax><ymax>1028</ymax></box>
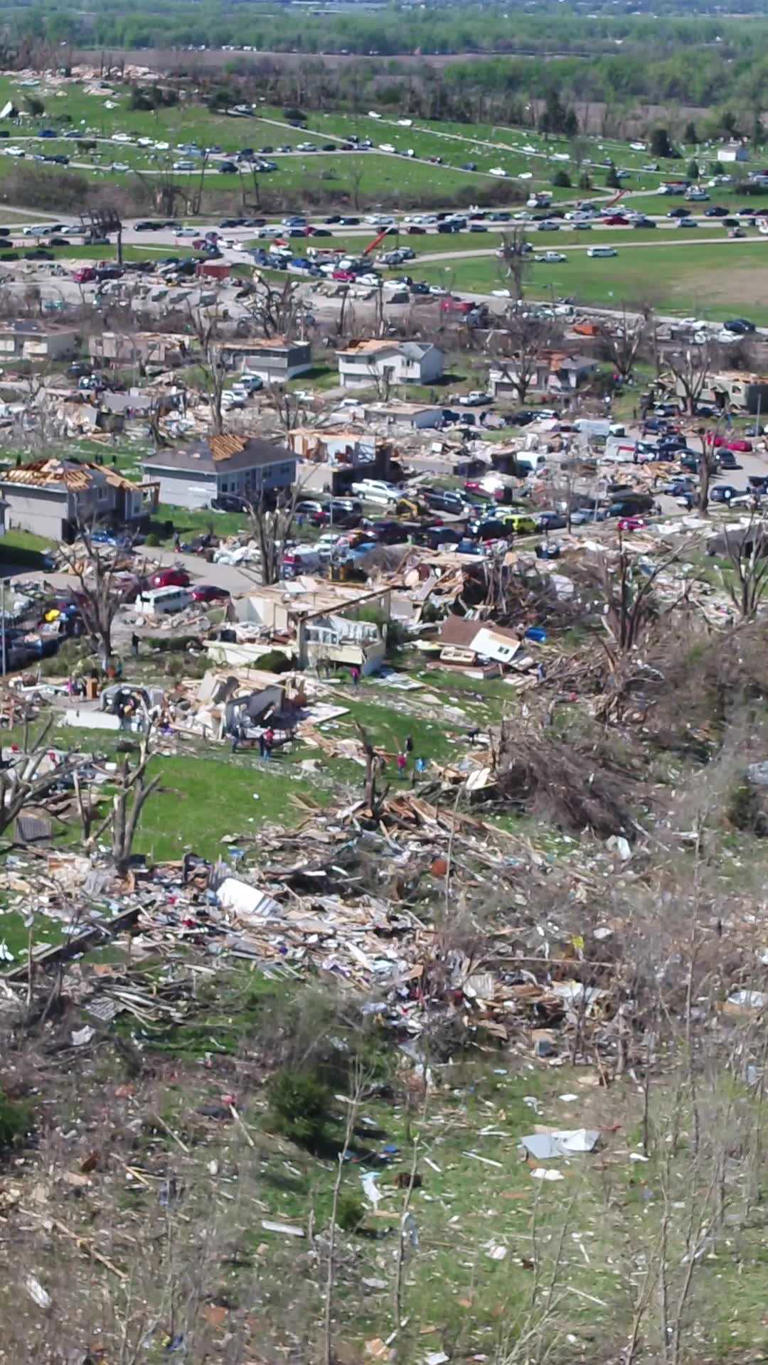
<box><xmin>336</xmin><ymin>340</ymin><xmax>444</xmax><ymax>391</ymax></box>
<box><xmin>717</xmin><ymin>142</ymin><xmax>750</xmax><ymax>163</ymax></box>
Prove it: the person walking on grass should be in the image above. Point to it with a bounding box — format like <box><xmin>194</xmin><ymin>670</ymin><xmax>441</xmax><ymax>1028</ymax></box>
<box><xmin>396</xmin><ymin>751</ymin><xmax>407</xmax><ymax>778</ymax></box>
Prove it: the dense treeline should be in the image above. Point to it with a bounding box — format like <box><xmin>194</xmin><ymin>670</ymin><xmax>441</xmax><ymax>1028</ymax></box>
<box><xmin>9</xmin><ymin>1</ymin><xmax>768</xmax><ymax>64</ymax></box>
<box><xmin>5</xmin><ymin>1</ymin><xmax>768</xmax><ymax>125</ymax></box>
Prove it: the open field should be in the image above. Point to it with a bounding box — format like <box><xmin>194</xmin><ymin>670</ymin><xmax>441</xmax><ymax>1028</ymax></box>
<box><xmin>411</xmin><ymin>237</ymin><xmax>768</xmax><ymax>320</ymax></box>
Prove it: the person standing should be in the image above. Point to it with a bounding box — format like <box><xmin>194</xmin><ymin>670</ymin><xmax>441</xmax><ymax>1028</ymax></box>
<box><xmin>131</xmin><ymin>632</ymin><xmax>139</xmax><ymax>659</ymax></box>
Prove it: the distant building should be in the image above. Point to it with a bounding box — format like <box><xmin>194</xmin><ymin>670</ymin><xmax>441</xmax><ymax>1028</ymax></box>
<box><xmin>0</xmin><ymin>458</ymin><xmax>146</xmax><ymax>542</ymax></box>
<box><xmin>336</xmin><ymin>340</ymin><xmax>444</xmax><ymax>391</ymax></box>
<box><xmin>142</xmin><ymin>434</ymin><xmax>296</xmax><ymax>510</ymax></box>
<box><xmin>489</xmin><ymin>351</ymin><xmax>596</xmax><ymax>400</ymax></box>
<box><xmin>89</xmin><ymin>332</ymin><xmax>192</xmax><ymax>369</ymax></box>
<box><xmin>717</xmin><ymin>141</ymin><xmax>750</xmax><ymax>163</ymax></box>
<box><xmin>677</xmin><ymin>369</ymin><xmax>768</xmax><ymax>414</ymax></box>
<box><xmin>217</xmin><ymin>338</ymin><xmax>313</xmax><ymax>383</ymax></box>
<box><xmin>0</xmin><ymin>321</ymin><xmax>79</xmax><ymax>362</ymax></box>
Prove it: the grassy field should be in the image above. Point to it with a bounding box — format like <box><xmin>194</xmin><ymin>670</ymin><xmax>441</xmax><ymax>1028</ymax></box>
<box><xmin>413</xmin><ymin>236</ymin><xmax>768</xmax><ymax>320</ymax></box>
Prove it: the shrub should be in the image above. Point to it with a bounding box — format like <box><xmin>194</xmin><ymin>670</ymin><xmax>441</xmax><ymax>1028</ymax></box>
<box><xmin>552</xmin><ymin>168</ymin><xmax>571</xmax><ymax>188</ymax></box>
<box><xmin>336</xmin><ymin>1191</ymin><xmax>365</xmax><ymax>1232</ymax></box>
<box><xmin>144</xmin><ymin>531</ymin><xmax>160</xmax><ymax>547</ymax></box>
<box><xmin>0</xmin><ymin>1090</ymin><xmax>31</xmax><ymax>1150</ymax></box>
<box><xmin>255</xmin><ymin>649</ymin><xmax>292</xmax><ymax>673</ymax></box>
<box><xmin>267</xmin><ymin>1069</ymin><xmax>332</xmax><ymax>1149</ymax></box>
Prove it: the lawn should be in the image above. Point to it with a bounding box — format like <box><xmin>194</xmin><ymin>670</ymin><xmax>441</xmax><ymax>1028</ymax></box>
<box><xmin>133</xmin><ymin>751</ymin><xmax>330</xmax><ymax>861</ymax></box>
<box><xmin>416</xmin><ymin>236</ymin><xmax>768</xmax><ymax>321</ymax></box>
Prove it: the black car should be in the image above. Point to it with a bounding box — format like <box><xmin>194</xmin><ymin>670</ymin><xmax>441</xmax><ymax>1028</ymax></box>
<box><xmin>325</xmin><ymin>214</ymin><xmax>342</xmax><ymax>224</ymax></box>
<box><xmin>25</xmin><ymin>248</ymin><xmax>53</xmax><ymax>260</ymax></box>
<box><xmin>212</xmin><ymin>494</ymin><xmax>248</xmax><ymax>512</ymax></box>
<box><xmin>710</xmin><ymin>485</ymin><xmax>742</xmax><ymax>502</ymax></box>
<box><xmin>338</xmin><ymin>216</ymin><xmax>360</xmax><ymax>226</ymax></box>
<box><xmin>506</xmin><ymin>409</ymin><xmax>539</xmax><ymax>426</ymax></box>
<box><xmin>633</xmin><ymin>217</ymin><xmax>657</xmax><ymax>228</ymax></box>
<box><xmin>469</xmin><ymin>518</ymin><xmax>511</xmax><ymax>540</ymax></box>
<box><xmin>667</xmin><ymin>206</ymin><xmax>692</xmax><ymax>218</ymax></box>
<box><xmin>425</xmin><ymin>488</ymin><xmax>468</xmax><ymax>515</ymax></box>
<box><xmin>724</xmin><ymin>317</ymin><xmax>756</xmax><ymax>333</ymax></box>
<box><xmin>218</xmin><ymin>161</ymin><xmax>238</xmax><ymax>173</ymax></box>
<box><xmin>705</xmin><ymin>205</ymin><xmax>728</xmax><ymax>217</ymax></box>
<box><xmin>717</xmin><ymin>450</ymin><xmax>741</xmax><ymax>470</ymax></box>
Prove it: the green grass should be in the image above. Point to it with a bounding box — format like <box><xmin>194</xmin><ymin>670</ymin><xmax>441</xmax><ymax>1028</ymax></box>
<box><xmin>133</xmin><ymin>752</ymin><xmax>329</xmax><ymax>861</ymax></box>
<box><xmin>0</xmin><ymin>526</ymin><xmax>55</xmax><ymax>565</ymax></box>
<box><xmin>415</xmin><ymin>236</ymin><xmax>768</xmax><ymax>321</ymax></box>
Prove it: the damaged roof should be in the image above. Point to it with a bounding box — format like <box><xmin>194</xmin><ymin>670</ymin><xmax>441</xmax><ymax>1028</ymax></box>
<box><xmin>144</xmin><ymin>435</ymin><xmax>295</xmax><ymax>474</ymax></box>
<box><xmin>0</xmin><ymin>458</ymin><xmax>141</xmax><ymax>493</ymax></box>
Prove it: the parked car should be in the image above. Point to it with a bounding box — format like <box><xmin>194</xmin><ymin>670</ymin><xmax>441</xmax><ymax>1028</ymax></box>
<box><xmin>709</xmin><ymin>485</ymin><xmax>743</xmax><ymax>503</ymax></box>
<box><xmin>211</xmin><ymin>494</ymin><xmax>248</xmax><ymax>512</ymax></box>
<box><xmin>147</xmin><ymin>568</ymin><xmax>191</xmax><ymax>590</ymax></box>
<box><xmin>189</xmin><ymin>584</ymin><xmax>231</xmax><ymax>603</ymax></box>
<box><xmin>617</xmin><ymin>516</ymin><xmax>646</xmax><ymax>532</ymax></box>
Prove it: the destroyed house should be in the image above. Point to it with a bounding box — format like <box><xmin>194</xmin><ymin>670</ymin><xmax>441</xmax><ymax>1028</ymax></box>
<box><xmin>142</xmin><ymin>435</ymin><xmax>296</xmax><ymax>510</ymax></box>
<box><xmin>289</xmin><ymin>426</ymin><xmax>392</xmax><ymax>493</ymax></box>
<box><xmin>0</xmin><ymin>320</ymin><xmax>79</xmax><ymax>361</ymax></box>
<box><xmin>0</xmin><ymin>458</ymin><xmax>147</xmax><ymax>542</ymax></box>
<box><xmin>89</xmin><ymin>332</ymin><xmax>191</xmax><ymax>369</ymax></box>
<box><xmin>237</xmin><ymin>579</ymin><xmax>393</xmax><ymax>675</ymax></box>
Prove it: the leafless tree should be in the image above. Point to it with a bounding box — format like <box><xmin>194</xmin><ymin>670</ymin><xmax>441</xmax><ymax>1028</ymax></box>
<box><xmin>57</xmin><ymin>526</ymin><xmax>134</xmax><ymax>669</ymax></box>
<box><xmin>497</xmin><ymin>226</ymin><xmax>532</xmax><ymax>302</ymax></box>
<box><xmin>491</xmin><ymin>312</ymin><xmax>554</xmax><ymax>406</ymax></box>
<box><xmin>265</xmin><ymin>382</ymin><xmax>303</xmax><ymax>432</ymax></box>
<box><xmin>599</xmin><ymin>307</ymin><xmax>650</xmax><ymax>382</ymax></box>
<box><xmin>189</xmin><ymin>308</ymin><xmax>226</xmax><ymax>435</ymax></box>
<box><xmin>721</xmin><ymin>513</ymin><xmax>768</xmax><ymax>618</ymax></box>
<box><xmin>694</xmin><ymin>427</ymin><xmax>721</xmax><ymax>516</ymax></box>
<box><xmin>665</xmin><ymin>343</ymin><xmax>711</xmax><ymax>416</ymax></box>
<box><xmin>246</xmin><ymin>484</ymin><xmax>302</xmax><ymax>586</ymax></box>
<box><xmin>89</xmin><ymin>724</ymin><xmax>162</xmax><ymax>874</ymax></box>
<box><xmin>0</xmin><ymin>716</ymin><xmax>87</xmax><ymax>847</ymax></box>
<box><xmin>366</xmin><ymin>359</ymin><xmax>395</xmax><ymax>401</ymax></box>
<box><xmin>244</xmin><ymin>272</ymin><xmax>302</xmax><ymax>339</ymax></box>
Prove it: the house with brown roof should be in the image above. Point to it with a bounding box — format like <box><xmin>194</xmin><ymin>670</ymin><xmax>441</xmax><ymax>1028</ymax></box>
<box><xmin>0</xmin><ymin>458</ymin><xmax>146</xmax><ymax>542</ymax></box>
<box><xmin>142</xmin><ymin>435</ymin><xmax>296</xmax><ymax>510</ymax></box>
<box><xmin>488</xmin><ymin>350</ymin><xmax>596</xmax><ymax>401</ymax></box>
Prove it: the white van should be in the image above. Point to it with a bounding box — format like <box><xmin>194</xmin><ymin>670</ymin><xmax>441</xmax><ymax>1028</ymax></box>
<box><xmin>136</xmin><ymin>585</ymin><xmax>191</xmax><ymax>615</ymax></box>
<box><xmin>587</xmin><ymin>246</ymin><xmax>618</xmax><ymax>258</ymax></box>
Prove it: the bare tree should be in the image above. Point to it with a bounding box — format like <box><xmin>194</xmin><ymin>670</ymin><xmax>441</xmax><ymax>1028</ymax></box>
<box><xmin>189</xmin><ymin>308</ymin><xmax>226</xmax><ymax>435</ymax></box>
<box><xmin>491</xmin><ymin>312</ymin><xmax>554</xmax><ymax>406</ymax></box>
<box><xmin>721</xmin><ymin>513</ymin><xmax>768</xmax><ymax>618</ymax></box>
<box><xmin>246</xmin><ymin>484</ymin><xmax>302</xmax><ymax>586</ymax></box>
<box><xmin>665</xmin><ymin>343</ymin><xmax>711</xmax><ymax>417</ymax></box>
<box><xmin>497</xmin><ymin>226</ymin><xmax>532</xmax><ymax>302</ymax></box>
<box><xmin>265</xmin><ymin>382</ymin><xmax>303</xmax><ymax>432</ymax></box>
<box><xmin>57</xmin><ymin>526</ymin><xmax>134</xmax><ymax>669</ymax></box>
<box><xmin>243</xmin><ymin>272</ymin><xmax>302</xmax><ymax>339</ymax></box>
<box><xmin>695</xmin><ymin>427</ymin><xmax>720</xmax><ymax>516</ymax></box>
<box><xmin>89</xmin><ymin>725</ymin><xmax>162</xmax><ymax>874</ymax></box>
<box><xmin>0</xmin><ymin>716</ymin><xmax>86</xmax><ymax>847</ymax></box>
<box><xmin>600</xmin><ymin>307</ymin><xmax>650</xmax><ymax>382</ymax></box>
